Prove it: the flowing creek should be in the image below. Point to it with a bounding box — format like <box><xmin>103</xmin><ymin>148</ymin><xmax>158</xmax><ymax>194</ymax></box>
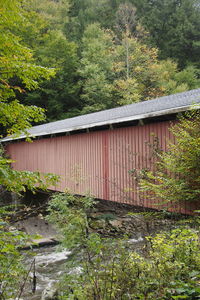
<box><xmin>21</xmin><ymin>246</ymin><xmax>71</xmax><ymax>300</ymax></box>
<box><xmin>19</xmin><ymin>236</ymin><xmax>145</xmax><ymax>300</ymax></box>
<box><xmin>13</xmin><ymin>202</ymin><xmax>176</xmax><ymax>299</ymax></box>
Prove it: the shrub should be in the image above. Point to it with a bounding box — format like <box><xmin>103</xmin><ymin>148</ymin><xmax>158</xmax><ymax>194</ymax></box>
<box><xmin>47</xmin><ymin>193</ymin><xmax>200</xmax><ymax>300</ymax></box>
<box><xmin>140</xmin><ymin>110</ymin><xmax>200</xmax><ymax>207</ymax></box>
<box><xmin>0</xmin><ymin>207</ymin><xmax>28</xmax><ymax>299</ymax></box>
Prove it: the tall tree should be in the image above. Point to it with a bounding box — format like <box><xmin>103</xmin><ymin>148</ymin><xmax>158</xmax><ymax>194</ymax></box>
<box><xmin>20</xmin><ymin>0</ymin><xmax>81</xmax><ymax>121</ymax></box>
<box><xmin>12</xmin><ymin>0</ymin><xmax>200</xmax><ymax>120</ymax></box>
<box><xmin>0</xmin><ymin>3</ymin><xmax>58</xmax><ymax>296</ymax></box>
<box><xmin>0</xmin><ymin>0</ymin><xmax>58</xmax><ymax>192</ymax></box>
<box><xmin>131</xmin><ymin>0</ymin><xmax>200</xmax><ymax>68</ymax></box>
<box><xmin>24</xmin><ymin>30</ymin><xmax>80</xmax><ymax>121</ymax></box>
<box><xmin>0</xmin><ymin>0</ymin><xmax>55</xmax><ymax>136</ymax></box>
<box><xmin>114</xmin><ymin>29</ymin><xmax>200</xmax><ymax>104</ymax></box>
<box><xmin>78</xmin><ymin>23</ymin><xmax>115</xmax><ymax>113</ymax></box>
<box><xmin>79</xmin><ymin>24</ymin><xmax>200</xmax><ymax>111</ymax></box>
<box><xmin>66</xmin><ymin>0</ymin><xmax>122</xmax><ymax>41</ymax></box>
<box><xmin>115</xmin><ymin>3</ymin><xmax>138</xmax><ymax>37</ymax></box>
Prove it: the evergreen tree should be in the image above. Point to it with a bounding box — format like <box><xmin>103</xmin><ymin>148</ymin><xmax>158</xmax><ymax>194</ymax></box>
<box><xmin>66</xmin><ymin>0</ymin><xmax>121</xmax><ymax>41</ymax></box>
<box><xmin>131</xmin><ymin>0</ymin><xmax>200</xmax><ymax>68</ymax></box>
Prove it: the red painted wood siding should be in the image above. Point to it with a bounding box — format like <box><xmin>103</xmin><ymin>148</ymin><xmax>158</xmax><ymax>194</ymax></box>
<box><xmin>5</xmin><ymin>120</ymin><xmax>199</xmax><ymax>214</ymax></box>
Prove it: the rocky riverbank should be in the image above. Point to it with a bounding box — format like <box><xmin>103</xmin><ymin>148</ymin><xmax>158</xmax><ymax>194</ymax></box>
<box><xmin>3</xmin><ymin>191</ymin><xmax>192</xmax><ymax>300</ymax></box>
<box><xmin>12</xmin><ymin>197</ymin><xmax>183</xmax><ymax>248</ymax></box>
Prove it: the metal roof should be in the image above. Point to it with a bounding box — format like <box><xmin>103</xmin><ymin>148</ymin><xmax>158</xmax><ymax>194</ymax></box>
<box><xmin>2</xmin><ymin>88</ymin><xmax>200</xmax><ymax>142</ymax></box>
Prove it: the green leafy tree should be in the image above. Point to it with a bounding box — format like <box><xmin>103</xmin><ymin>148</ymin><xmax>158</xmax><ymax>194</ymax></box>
<box><xmin>47</xmin><ymin>193</ymin><xmax>200</xmax><ymax>299</ymax></box>
<box><xmin>17</xmin><ymin>0</ymin><xmax>200</xmax><ymax>118</ymax></box>
<box><xmin>0</xmin><ymin>206</ymin><xmax>28</xmax><ymax>299</ymax></box>
<box><xmin>114</xmin><ymin>29</ymin><xmax>200</xmax><ymax>104</ymax></box>
<box><xmin>79</xmin><ymin>23</ymin><xmax>115</xmax><ymax>113</ymax></box>
<box><xmin>131</xmin><ymin>0</ymin><xmax>200</xmax><ymax>68</ymax></box>
<box><xmin>113</xmin><ymin>31</ymin><xmax>161</xmax><ymax>104</ymax></box>
<box><xmin>0</xmin><ymin>0</ymin><xmax>59</xmax><ymax>192</ymax></box>
<box><xmin>66</xmin><ymin>0</ymin><xmax>122</xmax><ymax>41</ymax></box>
<box><xmin>150</xmin><ymin>61</ymin><xmax>200</xmax><ymax>96</ymax></box>
<box><xmin>25</xmin><ymin>0</ymin><xmax>70</xmax><ymax>31</ymax></box>
<box><xmin>80</xmin><ymin>24</ymin><xmax>200</xmax><ymax>110</ymax></box>
<box><xmin>140</xmin><ymin>110</ymin><xmax>200</xmax><ymax>206</ymax></box>
<box><xmin>24</xmin><ymin>30</ymin><xmax>80</xmax><ymax>121</ymax></box>
<box><xmin>0</xmin><ymin>0</ymin><xmax>55</xmax><ymax>136</ymax></box>
<box><xmin>21</xmin><ymin>0</ymin><xmax>81</xmax><ymax>121</ymax></box>
<box><xmin>0</xmin><ymin>1</ymin><xmax>59</xmax><ymax>297</ymax></box>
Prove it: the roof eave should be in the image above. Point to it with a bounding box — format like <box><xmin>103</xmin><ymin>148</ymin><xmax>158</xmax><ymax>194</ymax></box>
<box><xmin>1</xmin><ymin>104</ymin><xmax>199</xmax><ymax>143</ymax></box>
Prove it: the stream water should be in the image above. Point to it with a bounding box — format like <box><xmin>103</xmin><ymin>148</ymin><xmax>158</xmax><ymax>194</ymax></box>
<box><xmin>19</xmin><ymin>236</ymin><xmax>144</xmax><ymax>300</ymax></box>
<box><xmin>21</xmin><ymin>246</ymin><xmax>71</xmax><ymax>300</ymax></box>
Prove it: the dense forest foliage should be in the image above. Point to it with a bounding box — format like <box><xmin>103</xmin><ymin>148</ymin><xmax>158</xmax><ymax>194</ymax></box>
<box><xmin>1</xmin><ymin>2</ymin><xmax>200</xmax><ymax>298</ymax></box>
<box><xmin>4</xmin><ymin>0</ymin><xmax>200</xmax><ymax>121</ymax></box>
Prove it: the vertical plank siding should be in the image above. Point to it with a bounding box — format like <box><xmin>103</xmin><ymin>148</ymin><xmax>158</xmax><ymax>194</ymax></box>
<box><xmin>5</xmin><ymin>120</ymin><xmax>197</xmax><ymax>214</ymax></box>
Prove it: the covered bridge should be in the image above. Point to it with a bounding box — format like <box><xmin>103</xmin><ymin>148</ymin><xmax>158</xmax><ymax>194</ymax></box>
<box><xmin>2</xmin><ymin>88</ymin><xmax>200</xmax><ymax>214</ymax></box>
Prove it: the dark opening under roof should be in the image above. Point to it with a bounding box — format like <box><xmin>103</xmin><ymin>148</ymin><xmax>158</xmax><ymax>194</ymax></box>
<box><xmin>2</xmin><ymin>88</ymin><xmax>200</xmax><ymax>142</ymax></box>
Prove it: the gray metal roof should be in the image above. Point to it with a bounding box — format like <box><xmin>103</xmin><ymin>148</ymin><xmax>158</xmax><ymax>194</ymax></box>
<box><xmin>2</xmin><ymin>88</ymin><xmax>200</xmax><ymax>142</ymax></box>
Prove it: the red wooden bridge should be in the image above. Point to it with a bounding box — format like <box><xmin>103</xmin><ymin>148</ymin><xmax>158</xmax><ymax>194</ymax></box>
<box><xmin>2</xmin><ymin>89</ymin><xmax>200</xmax><ymax>214</ymax></box>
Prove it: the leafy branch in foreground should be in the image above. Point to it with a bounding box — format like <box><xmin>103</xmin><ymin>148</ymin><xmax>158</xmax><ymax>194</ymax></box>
<box><xmin>0</xmin><ymin>1</ymin><xmax>59</xmax><ymax>296</ymax></box>
<box><xmin>47</xmin><ymin>192</ymin><xmax>95</xmax><ymax>249</ymax></box>
<box><xmin>0</xmin><ymin>0</ymin><xmax>59</xmax><ymax>193</ymax></box>
<box><xmin>0</xmin><ymin>140</ymin><xmax>59</xmax><ymax>195</ymax></box>
<box><xmin>139</xmin><ymin>110</ymin><xmax>200</xmax><ymax>207</ymax></box>
<box><xmin>0</xmin><ymin>207</ymin><xmax>28</xmax><ymax>299</ymax></box>
<box><xmin>0</xmin><ymin>0</ymin><xmax>55</xmax><ymax>137</ymax></box>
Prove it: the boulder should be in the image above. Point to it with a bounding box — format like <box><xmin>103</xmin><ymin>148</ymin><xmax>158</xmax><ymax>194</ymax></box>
<box><xmin>109</xmin><ymin>219</ymin><xmax>123</xmax><ymax>228</ymax></box>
